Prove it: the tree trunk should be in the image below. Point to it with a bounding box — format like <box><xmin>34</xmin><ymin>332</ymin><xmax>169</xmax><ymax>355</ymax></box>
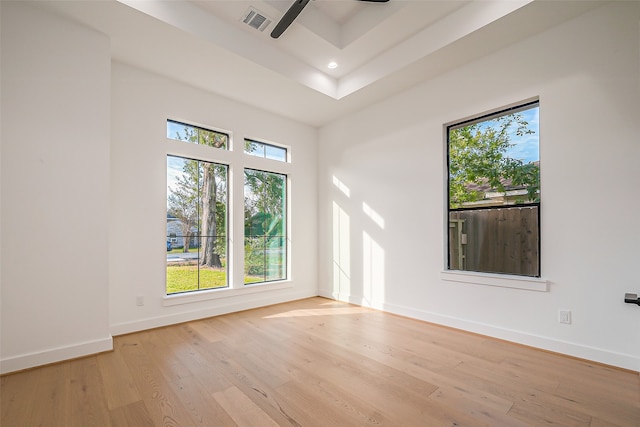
<box><xmin>182</xmin><ymin>232</ymin><xmax>191</xmax><ymax>253</ymax></box>
<box><xmin>200</xmin><ymin>164</ymin><xmax>222</xmax><ymax>268</ymax></box>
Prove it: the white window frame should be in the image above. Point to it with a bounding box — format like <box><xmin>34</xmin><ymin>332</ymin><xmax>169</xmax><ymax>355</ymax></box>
<box><xmin>163</xmin><ymin>120</ymin><xmax>292</xmax><ymax>306</ymax></box>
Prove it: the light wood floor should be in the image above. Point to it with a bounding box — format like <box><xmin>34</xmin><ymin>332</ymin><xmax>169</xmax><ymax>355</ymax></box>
<box><xmin>2</xmin><ymin>297</ymin><xmax>639</xmax><ymax>426</ymax></box>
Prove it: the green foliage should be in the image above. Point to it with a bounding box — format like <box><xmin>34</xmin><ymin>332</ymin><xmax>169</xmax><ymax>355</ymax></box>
<box><xmin>449</xmin><ymin>112</ymin><xmax>539</xmax><ymax>208</ymax></box>
<box><xmin>244</xmin><ymin>237</ymin><xmax>266</xmax><ymax>276</ymax></box>
<box><xmin>244</xmin><ymin>169</ymin><xmax>285</xmax><ymax>236</ymax></box>
<box><xmin>245</xmin><ymin>139</ymin><xmax>259</xmax><ymax>154</ymax></box>
<box><xmin>243</xmin><ymin>169</ymin><xmax>286</xmax><ymax>281</ymax></box>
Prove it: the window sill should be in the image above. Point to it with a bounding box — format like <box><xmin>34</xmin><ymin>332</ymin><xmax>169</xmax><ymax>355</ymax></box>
<box><xmin>440</xmin><ymin>270</ymin><xmax>548</xmax><ymax>292</ymax></box>
<box><xmin>162</xmin><ymin>280</ymin><xmax>293</xmax><ymax>307</ymax></box>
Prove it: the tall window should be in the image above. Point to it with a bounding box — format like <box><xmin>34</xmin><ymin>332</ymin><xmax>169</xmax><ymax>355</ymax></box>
<box><xmin>244</xmin><ymin>169</ymin><xmax>287</xmax><ymax>284</ymax></box>
<box><xmin>166</xmin><ymin>122</ymin><xmax>229</xmax><ymax>294</ymax></box>
<box><xmin>166</xmin><ymin>120</ymin><xmax>289</xmax><ymax>295</ymax></box>
<box><xmin>447</xmin><ymin>100</ymin><xmax>540</xmax><ymax>277</ymax></box>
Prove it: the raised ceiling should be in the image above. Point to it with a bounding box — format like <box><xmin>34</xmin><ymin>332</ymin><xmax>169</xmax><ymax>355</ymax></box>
<box><xmin>41</xmin><ymin>0</ymin><xmax>604</xmax><ymax>127</ymax></box>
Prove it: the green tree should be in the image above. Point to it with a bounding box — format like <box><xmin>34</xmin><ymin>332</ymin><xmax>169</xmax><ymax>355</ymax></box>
<box><xmin>449</xmin><ymin>112</ymin><xmax>539</xmax><ymax>208</ymax></box>
<box><xmin>244</xmin><ymin>169</ymin><xmax>285</xmax><ymax>237</ymax></box>
<box><xmin>244</xmin><ymin>169</ymin><xmax>286</xmax><ymax>278</ymax></box>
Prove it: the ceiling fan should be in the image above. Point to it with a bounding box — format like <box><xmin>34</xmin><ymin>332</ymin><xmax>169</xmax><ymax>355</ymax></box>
<box><xmin>271</xmin><ymin>0</ymin><xmax>390</xmax><ymax>39</ymax></box>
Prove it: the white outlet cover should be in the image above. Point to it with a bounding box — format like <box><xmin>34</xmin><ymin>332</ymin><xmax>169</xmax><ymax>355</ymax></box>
<box><xmin>559</xmin><ymin>310</ymin><xmax>571</xmax><ymax>324</ymax></box>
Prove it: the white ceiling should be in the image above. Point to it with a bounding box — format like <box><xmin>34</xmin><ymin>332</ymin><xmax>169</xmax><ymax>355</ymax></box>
<box><xmin>41</xmin><ymin>0</ymin><xmax>605</xmax><ymax>127</ymax></box>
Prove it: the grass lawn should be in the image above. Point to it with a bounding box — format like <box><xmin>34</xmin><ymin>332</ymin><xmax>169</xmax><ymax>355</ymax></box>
<box><xmin>167</xmin><ymin>247</ymin><xmax>198</xmax><ymax>255</ymax></box>
<box><xmin>167</xmin><ymin>265</ymin><xmax>264</xmax><ymax>293</ymax></box>
<box><xmin>166</xmin><ymin>265</ymin><xmax>227</xmax><ymax>294</ymax></box>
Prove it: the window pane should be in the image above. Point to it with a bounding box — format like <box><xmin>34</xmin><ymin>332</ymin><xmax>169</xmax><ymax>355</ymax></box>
<box><xmin>167</xmin><ymin>155</ymin><xmax>228</xmax><ymax>294</ymax></box>
<box><xmin>244</xmin><ymin>140</ymin><xmax>264</xmax><ymax>157</ymax></box>
<box><xmin>244</xmin><ymin>236</ymin><xmax>266</xmax><ymax>284</ymax></box>
<box><xmin>244</xmin><ymin>169</ymin><xmax>286</xmax><ymax>284</ymax></box>
<box><xmin>198</xmin><ymin>241</ymin><xmax>227</xmax><ymax>290</ymax></box>
<box><xmin>449</xmin><ymin>104</ymin><xmax>539</xmax><ymax>209</ymax></box>
<box><xmin>167</xmin><ymin>120</ymin><xmax>191</xmax><ymax>142</ymax></box>
<box><xmin>167</xmin><ymin>156</ymin><xmax>198</xmax><ymax>240</ymax></box>
<box><xmin>266</xmin><ymin>236</ymin><xmax>286</xmax><ymax>281</ymax></box>
<box><xmin>199</xmin><ymin>128</ymin><xmax>227</xmax><ymax>149</ymax></box>
<box><xmin>166</xmin><ymin>120</ymin><xmax>228</xmax><ymax>150</ymax></box>
<box><xmin>244</xmin><ymin>139</ymin><xmax>287</xmax><ymax>162</ymax></box>
<box><xmin>449</xmin><ymin>206</ymin><xmax>539</xmax><ymax>276</ymax></box>
<box><xmin>447</xmin><ymin>102</ymin><xmax>540</xmax><ymax>277</ymax></box>
<box><xmin>265</xmin><ymin>145</ymin><xmax>287</xmax><ymax>162</ymax></box>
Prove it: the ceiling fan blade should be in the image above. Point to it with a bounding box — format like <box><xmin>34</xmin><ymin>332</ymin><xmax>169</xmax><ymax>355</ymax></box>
<box><xmin>271</xmin><ymin>0</ymin><xmax>311</xmax><ymax>39</ymax></box>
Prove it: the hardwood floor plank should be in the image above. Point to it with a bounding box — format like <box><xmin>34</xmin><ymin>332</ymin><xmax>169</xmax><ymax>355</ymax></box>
<box><xmin>213</xmin><ymin>386</ymin><xmax>279</xmax><ymax>427</ymax></box>
<box><xmin>428</xmin><ymin>385</ymin><xmax>529</xmax><ymax>427</ymax></box>
<box><xmin>96</xmin><ymin>346</ymin><xmax>141</xmax><ymax>410</ymax></box>
<box><xmin>274</xmin><ymin>375</ymin><xmax>391</xmax><ymax>426</ymax></box>
<box><xmin>553</xmin><ymin>380</ymin><xmax>640</xmax><ymax>426</ymax></box>
<box><xmin>117</xmin><ymin>333</ymin><xmax>197</xmax><ymax>427</ymax></box>
<box><xmin>1</xmin><ymin>368</ymin><xmax>39</xmax><ymax>427</ymax></box>
<box><xmin>109</xmin><ymin>400</ymin><xmax>155</xmax><ymax>426</ymax></box>
<box><xmin>68</xmin><ymin>356</ymin><xmax>111</xmax><ymax>427</ymax></box>
<box><xmin>168</xmin><ymin>375</ymin><xmax>238</xmax><ymax>426</ymax></box>
<box><xmin>27</xmin><ymin>362</ymin><xmax>72</xmax><ymax>426</ymax></box>
<box><xmin>186</xmin><ymin>319</ymin><xmax>225</xmax><ymax>343</ymax></box>
<box><xmin>507</xmin><ymin>399</ymin><xmax>592</xmax><ymax>426</ymax></box>
<box><xmin>201</xmin><ymin>340</ymin><xmax>310</xmax><ymax>426</ymax></box>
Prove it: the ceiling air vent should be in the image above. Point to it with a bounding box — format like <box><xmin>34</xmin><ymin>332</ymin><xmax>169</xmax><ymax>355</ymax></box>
<box><xmin>241</xmin><ymin>7</ymin><xmax>272</xmax><ymax>32</ymax></box>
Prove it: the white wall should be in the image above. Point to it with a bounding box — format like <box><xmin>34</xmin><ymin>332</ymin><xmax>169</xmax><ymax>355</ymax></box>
<box><xmin>1</xmin><ymin>2</ymin><xmax>112</xmax><ymax>373</ymax></box>
<box><xmin>318</xmin><ymin>2</ymin><xmax>640</xmax><ymax>371</ymax></box>
<box><xmin>109</xmin><ymin>63</ymin><xmax>318</xmax><ymax>334</ymax></box>
<box><xmin>0</xmin><ymin>1</ymin><xmax>318</xmax><ymax>373</ymax></box>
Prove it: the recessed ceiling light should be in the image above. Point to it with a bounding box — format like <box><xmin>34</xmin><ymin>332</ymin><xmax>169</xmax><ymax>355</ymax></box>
<box><xmin>327</xmin><ymin>61</ymin><xmax>338</xmax><ymax>69</ymax></box>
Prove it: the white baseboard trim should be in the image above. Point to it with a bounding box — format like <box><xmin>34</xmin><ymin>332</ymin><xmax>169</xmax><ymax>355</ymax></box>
<box><xmin>111</xmin><ymin>289</ymin><xmax>317</xmax><ymax>336</ymax></box>
<box><xmin>0</xmin><ymin>336</ymin><xmax>113</xmax><ymax>375</ymax></box>
<box><xmin>320</xmin><ymin>290</ymin><xmax>640</xmax><ymax>372</ymax></box>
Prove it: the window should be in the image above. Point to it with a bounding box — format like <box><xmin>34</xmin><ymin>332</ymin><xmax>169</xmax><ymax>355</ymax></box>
<box><xmin>244</xmin><ymin>139</ymin><xmax>287</xmax><ymax>162</ymax></box>
<box><xmin>166</xmin><ymin>155</ymin><xmax>228</xmax><ymax>294</ymax></box>
<box><xmin>166</xmin><ymin>121</ymin><xmax>229</xmax><ymax>295</ymax></box>
<box><xmin>167</xmin><ymin>120</ymin><xmax>228</xmax><ymax>150</ymax></box>
<box><xmin>244</xmin><ymin>169</ymin><xmax>287</xmax><ymax>284</ymax></box>
<box><xmin>166</xmin><ymin>120</ymin><xmax>289</xmax><ymax>297</ymax></box>
<box><xmin>447</xmin><ymin>100</ymin><xmax>540</xmax><ymax>277</ymax></box>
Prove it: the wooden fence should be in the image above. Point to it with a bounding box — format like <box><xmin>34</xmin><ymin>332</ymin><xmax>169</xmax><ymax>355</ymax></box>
<box><xmin>449</xmin><ymin>205</ymin><xmax>539</xmax><ymax>277</ymax></box>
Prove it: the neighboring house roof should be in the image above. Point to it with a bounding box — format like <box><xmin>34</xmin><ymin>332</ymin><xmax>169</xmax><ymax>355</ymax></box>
<box><xmin>462</xmin><ymin>161</ymin><xmax>539</xmax><ymax>207</ymax></box>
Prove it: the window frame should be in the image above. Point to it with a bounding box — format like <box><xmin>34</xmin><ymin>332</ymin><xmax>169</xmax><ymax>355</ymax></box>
<box><xmin>443</xmin><ymin>99</ymin><xmax>548</xmax><ymax>291</ymax></box>
<box><xmin>163</xmin><ymin>119</ymin><xmax>293</xmax><ymax>305</ymax></box>
<box><xmin>244</xmin><ymin>138</ymin><xmax>288</xmax><ymax>162</ymax></box>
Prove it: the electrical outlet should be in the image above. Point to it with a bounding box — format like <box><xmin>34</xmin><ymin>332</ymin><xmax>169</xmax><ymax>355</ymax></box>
<box><xmin>136</xmin><ymin>295</ymin><xmax>144</xmax><ymax>306</ymax></box>
<box><xmin>559</xmin><ymin>310</ymin><xmax>571</xmax><ymax>324</ymax></box>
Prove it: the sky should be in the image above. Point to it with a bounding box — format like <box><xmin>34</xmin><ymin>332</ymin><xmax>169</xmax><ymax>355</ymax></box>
<box><xmin>504</xmin><ymin>106</ymin><xmax>539</xmax><ymax>164</ymax></box>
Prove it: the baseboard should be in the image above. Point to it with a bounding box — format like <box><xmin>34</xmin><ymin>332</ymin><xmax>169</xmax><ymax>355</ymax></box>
<box><xmin>0</xmin><ymin>336</ymin><xmax>113</xmax><ymax>375</ymax></box>
<box><xmin>111</xmin><ymin>289</ymin><xmax>317</xmax><ymax>336</ymax></box>
<box><xmin>320</xmin><ymin>290</ymin><xmax>640</xmax><ymax>372</ymax></box>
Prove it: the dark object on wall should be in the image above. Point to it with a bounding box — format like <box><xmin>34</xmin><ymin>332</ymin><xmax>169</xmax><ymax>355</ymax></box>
<box><xmin>624</xmin><ymin>293</ymin><xmax>640</xmax><ymax>306</ymax></box>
